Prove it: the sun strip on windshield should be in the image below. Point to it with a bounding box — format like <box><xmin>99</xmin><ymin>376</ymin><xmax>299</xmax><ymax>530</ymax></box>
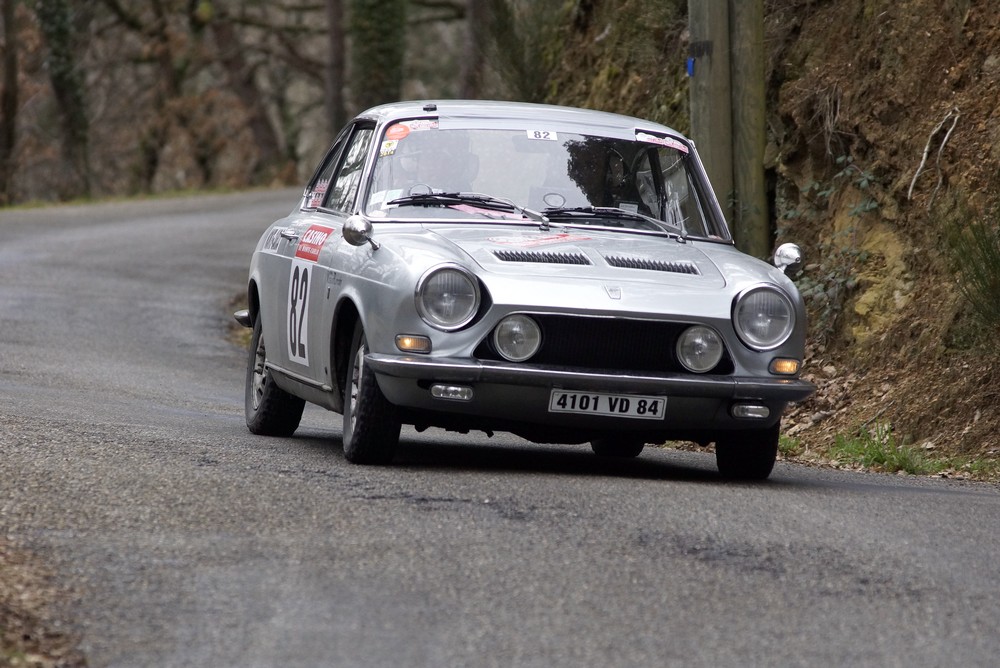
<box><xmin>635</xmin><ymin>130</ymin><xmax>689</xmax><ymax>154</ymax></box>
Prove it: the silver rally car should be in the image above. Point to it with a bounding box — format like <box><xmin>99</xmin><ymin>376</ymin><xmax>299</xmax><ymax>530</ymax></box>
<box><xmin>235</xmin><ymin>100</ymin><xmax>815</xmax><ymax>479</ymax></box>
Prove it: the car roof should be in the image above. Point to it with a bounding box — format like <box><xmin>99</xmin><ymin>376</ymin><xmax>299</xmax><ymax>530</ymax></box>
<box><xmin>355</xmin><ymin>100</ymin><xmax>683</xmax><ymax>139</ymax></box>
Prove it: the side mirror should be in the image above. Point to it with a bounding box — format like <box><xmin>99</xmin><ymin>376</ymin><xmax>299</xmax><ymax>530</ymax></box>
<box><xmin>773</xmin><ymin>243</ymin><xmax>803</xmax><ymax>277</ymax></box>
<box><xmin>343</xmin><ymin>215</ymin><xmax>380</xmax><ymax>251</ymax></box>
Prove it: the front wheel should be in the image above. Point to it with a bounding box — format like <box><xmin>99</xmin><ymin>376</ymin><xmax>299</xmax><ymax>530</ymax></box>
<box><xmin>715</xmin><ymin>423</ymin><xmax>780</xmax><ymax>481</ymax></box>
<box><xmin>245</xmin><ymin>316</ymin><xmax>305</xmax><ymax>436</ymax></box>
<box><xmin>342</xmin><ymin>322</ymin><xmax>401</xmax><ymax>464</ymax></box>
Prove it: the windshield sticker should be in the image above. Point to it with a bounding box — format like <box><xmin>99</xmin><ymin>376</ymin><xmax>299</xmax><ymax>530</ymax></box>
<box><xmin>385</xmin><ymin>124</ymin><xmax>410</xmax><ymax>141</ymax></box>
<box><xmin>380</xmin><ymin>139</ymin><xmax>399</xmax><ymax>157</ymax></box>
<box><xmin>526</xmin><ymin>130</ymin><xmax>558</xmax><ymax>141</ymax></box>
<box><xmin>489</xmin><ymin>233</ymin><xmax>592</xmax><ymax>247</ymax></box>
<box><xmin>636</xmin><ymin>131</ymin><xmax>689</xmax><ymax>153</ymax></box>
<box><xmin>384</xmin><ymin>120</ymin><xmax>438</xmax><ymax>144</ymax></box>
<box><xmin>295</xmin><ymin>224</ymin><xmax>335</xmax><ymax>262</ymax></box>
<box><xmin>403</xmin><ymin>119</ymin><xmax>438</xmax><ymax>132</ymax></box>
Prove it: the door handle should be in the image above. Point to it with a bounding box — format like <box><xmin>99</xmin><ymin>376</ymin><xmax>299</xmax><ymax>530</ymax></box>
<box><xmin>280</xmin><ymin>229</ymin><xmax>300</xmax><ymax>241</ymax></box>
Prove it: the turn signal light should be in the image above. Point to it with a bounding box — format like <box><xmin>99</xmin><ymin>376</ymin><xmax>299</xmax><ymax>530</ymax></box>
<box><xmin>769</xmin><ymin>358</ymin><xmax>800</xmax><ymax>375</ymax></box>
<box><xmin>396</xmin><ymin>334</ymin><xmax>432</xmax><ymax>353</ymax></box>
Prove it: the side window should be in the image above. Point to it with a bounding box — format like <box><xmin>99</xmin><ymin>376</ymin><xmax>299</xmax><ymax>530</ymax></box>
<box><xmin>303</xmin><ymin>135</ymin><xmax>348</xmax><ymax>210</ymax></box>
<box><xmin>633</xmin><ymin>150</ymin><xmax>660</xmax><ymax>217</ymax></box>
<box><xmin>657</xmin><ymin>147</ymin><xmax>709</xmax><ymax>237</ymax></box>
<box><xmin>326</xmin><ymin>126</ymin><xmax>375</xmax><ymax>213</ymax></box>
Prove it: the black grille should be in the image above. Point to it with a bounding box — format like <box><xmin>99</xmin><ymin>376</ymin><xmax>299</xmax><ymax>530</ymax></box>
<box><xmin>493</xmin><ymin>249</ymin><xmax>591</xmax><ymax>265</ymax></box>
<box><xmin>604</xmin><ymin>255</ymin><xmax>700</xmax><ymax>275</ymax></box>
<box><xmin>475</xmin><ymin>314</ymin><xmax>733</xmax><ymax>375</ymax></box>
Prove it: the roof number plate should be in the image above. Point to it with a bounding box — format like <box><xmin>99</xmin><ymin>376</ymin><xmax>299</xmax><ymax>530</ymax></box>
<box><xmin>549</xmin><ymin>390</ymin><xmax>665</xmax><ymax>420</ymax></box>
<box><xmin>526</xmin><ymin>130</ymin><xmax>558</xmax><ymax>141</ymax></box>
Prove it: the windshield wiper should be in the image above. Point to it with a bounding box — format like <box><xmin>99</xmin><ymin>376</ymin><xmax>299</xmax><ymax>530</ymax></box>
<box><xmin>543</xmin><ymin>206</ymin><xmax>683</xmax><ymax>238</ymax></box>
<box><xmin>387</xmin><ymin>191</ymin><xmax>549</xmax><ymax>226</ymax></box>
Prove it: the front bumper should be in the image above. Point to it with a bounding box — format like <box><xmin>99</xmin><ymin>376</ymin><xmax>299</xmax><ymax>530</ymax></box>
<box><xmin>366</xmin><ymin>353</ymin><xmax>815</xmax><ymax>435</ymax></box>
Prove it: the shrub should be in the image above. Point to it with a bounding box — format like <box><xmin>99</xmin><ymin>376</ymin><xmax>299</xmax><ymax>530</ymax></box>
<box><xmin>831</xmin><ymin>423</ymin><xmax>936</xmax><ymax>475</ymax></box>
<box><xmin>947</xmin><ymin>216</ymin><xmax>1000</xmax><ymax>338</ymax></box>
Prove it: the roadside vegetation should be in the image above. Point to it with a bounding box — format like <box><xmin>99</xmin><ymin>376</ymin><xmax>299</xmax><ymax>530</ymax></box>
<box><xmin>780</xmin><ymin>425</ymin><xmax>1000</xmax><ymax>481</ymax></box>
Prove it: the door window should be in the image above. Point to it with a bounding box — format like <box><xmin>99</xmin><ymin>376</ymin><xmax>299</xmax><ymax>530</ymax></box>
<box><xmin>303</xmin><ymin>133</ymin><xmax>349</xmax><ymax>210</ymax></box>
<box><xmin>327</xmin><ymin>126</ymin><xmax>375</xmax><ymax>213</ymax></box>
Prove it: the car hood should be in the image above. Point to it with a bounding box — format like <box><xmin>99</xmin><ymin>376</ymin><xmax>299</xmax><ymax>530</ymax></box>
<box><xmin>426</xmin><ymin>224</ymin><xmax>729</xmax><ymax>288</ymax></box>
<box><xmin>376</xmin><ymin>223</ymin><xmax>796</xmax><ymax>321</ymax></box>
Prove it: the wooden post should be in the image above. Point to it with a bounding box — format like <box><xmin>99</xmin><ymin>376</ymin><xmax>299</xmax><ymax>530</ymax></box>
<box><xmin>730</xmin><ymin>0</ymin><xmax>769</xmax><ymax>258</ymax></box>
<box><xmin>687</xmin><ymin>0</ymin><xmax>733</xmax><ymax>224</ymax></box>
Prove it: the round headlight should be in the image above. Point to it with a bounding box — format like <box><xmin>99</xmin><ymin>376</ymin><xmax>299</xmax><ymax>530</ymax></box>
<box><xmin>733</xmin><ymin>286</ymin><xmax>795</xmax><ymax>350</ymax></box>
<box><xmin>415</xmin><ymin>265</ymin><xmax>480</xmax><ymax>331</ymax></box>
<box><xmin>676</xmin><ymin>325</ymin><xmax>724</xmax><ymax>373</ymax></box>
<box><xmin>493</xmin><ymin>315</ymin><xmax>541</xmax><ymax>362</ymax></box>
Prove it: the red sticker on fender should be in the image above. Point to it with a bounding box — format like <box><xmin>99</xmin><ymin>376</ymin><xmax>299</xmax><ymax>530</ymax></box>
<box><xmin>295</xmin><ymin>225</ymin><xmax>334</xmax><ymax>261</ymax></box>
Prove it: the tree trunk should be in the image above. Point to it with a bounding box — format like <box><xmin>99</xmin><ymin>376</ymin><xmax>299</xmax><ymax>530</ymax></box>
<box><xmin>460</xmin><ymin>0</ymin><xmax>485</xmax><ymax>98</ymax></box>
<box><xmin>35</xmin><ymin>0</ymin><xmax>91</xmax><ymax>199</ymax></box>
<box><xmin>0</xmin><ymin>0</ymin><xmax>19</xmax><ymax>204</ymax></box>
<box><xmin>687</xmin><ymin>0</ymin><xmax>732</xmax><ymax>224</ymax></box>
<box><xmin>730</xmin><ymin>0</ymin><xmax>769</xmax><ymax>258</ymax></box>
<box><xmin>350</xmin><ymin>0</ymin><xmax>407</xmax><ymax>111</ymax></box>
<box><xmin>326</xmin><ymin>0</ymin><xmax>347</xmax><ymax>134</ymax></box>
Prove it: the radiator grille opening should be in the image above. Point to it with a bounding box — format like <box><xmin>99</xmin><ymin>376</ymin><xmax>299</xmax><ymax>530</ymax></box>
<box><xmin>475</xmin><ymin>314</ymin><xmax>733</xmax><ymax>375</ymax></box>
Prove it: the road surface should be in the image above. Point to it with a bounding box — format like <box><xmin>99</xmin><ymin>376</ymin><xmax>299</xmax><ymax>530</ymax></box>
<box><xmin>1</xmin><ymin>191</ymin><xmax>998</xmax><ymax>666</ymax></box>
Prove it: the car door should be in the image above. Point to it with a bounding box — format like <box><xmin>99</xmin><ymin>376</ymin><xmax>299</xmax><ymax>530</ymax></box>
<box><xmin>275</xmin><ymin>123</ymin><xmax>376</xmax><ymax>387</ymax></box>
<box><xmin>258</xmin><ymin>129</ymin><xmax>350</xmax><ymax>376</ymax></box>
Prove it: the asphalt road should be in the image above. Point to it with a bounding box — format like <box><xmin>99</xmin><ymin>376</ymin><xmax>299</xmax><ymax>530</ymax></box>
<box><xmin>2</xmin><ymin>191</ymin><xmax>999</xmax><ymax>667</ymax></box>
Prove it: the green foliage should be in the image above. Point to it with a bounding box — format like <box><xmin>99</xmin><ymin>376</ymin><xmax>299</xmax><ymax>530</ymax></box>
<box><xmin>796</xmin><ymin>227</ymin><xmax>869</xmax><ymax>342</ymax></box>
<box><xmin>955</xmin><ymin>457</ymin><xmax>1000</xmax><ymax>480</ymax></box>
<box><xmin>539</xmin><ymin>0</ymin><xmax>688</xmax><ymax>129</ymax></box>
<box><xmin>831</xmin><ymin>423</ymin><xmax>936</xmax><ymax>475</ymax></box>
<box><xmin>824</xmin><ymin>423</ymin><xmax>1000</xmax><ymax>480</ymax></box>
<box><xmin>33</xmin><ymin>0</ymin><xmax>91</xmax><ymax>197</ymax></box>
<box><xmin>945</xmin><ymin>213</ymin><xmax>1000</xmax><ymax>341</ymax></box>
<box><xmin>486</xmin><ymin>0</ymin><xmax>566</xmax><ymax>102</ymax></box>
<box><xmin>780</xmin><ymin>154</ymin><xmax>879</xmax><ymax>342</ymax></box>
<box><xmin>350</xmin><ymin>0</ymin><xmax>408</xmax><ymax>109</ymax></box>
<box><xmin>778</xmin><ymin>433</ymin><xmax>805</xmax><ymax>458</ymax></box>
<box><xmin>834</xmin><ymin>155</ymin><xmax>879</xmax><ymax>216</ymax></box>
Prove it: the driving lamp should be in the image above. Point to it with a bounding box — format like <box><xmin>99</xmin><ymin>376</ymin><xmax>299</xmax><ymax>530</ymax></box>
<box><xmin>493</xmin><ymin>315</ymin><xmax>542</xmax><ymax>362</ymax></box>
<box><xmin>676</xmin><ymin>325</ymin><xmax>724</xmax><ymax>373</ymax></box>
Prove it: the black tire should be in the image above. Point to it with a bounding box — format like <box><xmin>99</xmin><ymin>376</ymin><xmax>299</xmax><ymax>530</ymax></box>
<box><xmin>590</xmin><ymin>438</ymin><xmax>645</xmax><ymax>458</ymax></box>
<box><xmin>342</xmin><ymin>322</ymin><xmax>401</xmax><ymax>464</ymax></box>
<box><xmin>245</xmin><ymin>316</ymin><xmax>305</xmax><ymax>436</ymax></box>
<box><xmin>715</xmin><ymin>422</ymin><xmax>780</xmax><ymax>481</ymax></box>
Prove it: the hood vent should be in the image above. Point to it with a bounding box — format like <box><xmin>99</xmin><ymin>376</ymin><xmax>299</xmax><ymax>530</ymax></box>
<box><xmin>604</xmin><ymin>255</ymin><xmax>700</xmax><ymax>275</ymax></box>
<box><xmin>493</xmin><ymin>249</ymin><xmax>591</xmax><ymax>265</ymax></box>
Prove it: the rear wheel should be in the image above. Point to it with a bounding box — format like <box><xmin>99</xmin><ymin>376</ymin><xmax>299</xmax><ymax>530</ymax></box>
<box><xmin>590</xmin><ymin>438</ymin><xmax>645</xmax><ymax>458</ymax></box>
<box><xmin>342</xmin><ymin>322</ymin><xmax>401</xmax><ymax>464</ymax></box>
<box><xmin>245</xmin><ymin>316</ymin><xmax>304</xmax><ymax>436</ymax></box>
<box><xmin>715</xmin><ymin>423</ymin><xmax>780</xmax><ymax>480</ymax></box>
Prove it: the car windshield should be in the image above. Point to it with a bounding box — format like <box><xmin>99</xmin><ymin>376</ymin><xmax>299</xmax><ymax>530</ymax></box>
<box><xmin>364</xmin><ymin>122</ymin><xmax>717</xmax><ymax>238</ymax></box>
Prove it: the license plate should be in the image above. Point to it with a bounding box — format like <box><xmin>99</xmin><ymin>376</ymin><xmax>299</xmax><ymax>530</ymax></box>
<box><xmin>548</xmin><ymin>390</ymin><xmax>666</xmax><ymax>420</ymax></box>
